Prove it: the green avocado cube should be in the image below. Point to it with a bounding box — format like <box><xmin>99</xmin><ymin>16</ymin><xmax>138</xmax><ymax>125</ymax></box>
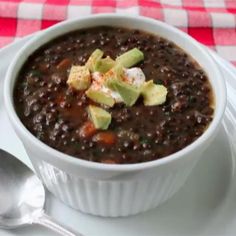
<box><xmin>94</xmin><ymin>56</ymin><xmax>115</xmax><ymax>73</ymax></box>
<box><xmin>104</xmin><ymin>64</ymin><xmax>124</xmax><ymax>90</ymax></box>
<box><xmin>141</xmin><ymin>80</ymin><xmax>168</xmax><ymax>106</ymax></box>
<box><xmin>67</xmin><ymin>65</ymin><xmax>91</xmax><ymax>90</ymax></box>
<box><xmin>112</xmin><ymin>80</ymin><xmax>140</xmax><ymax>106</ymax></box>
<box><xmin>85</xmin><ymin>49</ymin><xmax>104</xmax><ymax>72</ymax></box>
<box><xmin>86</xmin><ymin>89</ymin><xmax>115</xmax><ymax>107</ymax></box>
<box><xmin>116</xmin><ymin>48</ymin><xmax>144</xmax><ymax>68</ymax></box>
<box><xmin>87</xmin><ymin>105</ymin><xmax>111</xmax><ymax>130</ymax></box>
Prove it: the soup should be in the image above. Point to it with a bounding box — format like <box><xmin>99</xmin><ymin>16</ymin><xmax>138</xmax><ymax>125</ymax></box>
<box><xmin>14</xmin><ymin>26</ymin><xmax>214</xmax><ymax>164</ymax></box>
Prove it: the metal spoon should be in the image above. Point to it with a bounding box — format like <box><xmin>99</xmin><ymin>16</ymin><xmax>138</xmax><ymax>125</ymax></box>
<box><xmin>0</xmin><ymin>149</ymin><xmax>82</xmax><ymax>236</ymax></box>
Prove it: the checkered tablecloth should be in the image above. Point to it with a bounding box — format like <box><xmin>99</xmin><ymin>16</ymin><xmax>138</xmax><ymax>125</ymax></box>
<box><xmin>0</xmin><ymin>0</ymin><xmax>236</xmax><ymax>66</ymax></box>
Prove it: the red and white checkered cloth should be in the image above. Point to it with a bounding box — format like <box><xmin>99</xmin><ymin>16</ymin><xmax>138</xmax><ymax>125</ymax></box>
<box><xmin>0</xmin><ymin>0</ymin><xmax>236</xmax><ymax>66</ymax></box>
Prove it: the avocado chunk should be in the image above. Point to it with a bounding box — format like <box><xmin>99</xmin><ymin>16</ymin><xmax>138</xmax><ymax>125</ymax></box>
<box><xmin>104</xmin><ymin>64</ymin><xmax>124</xmax><ymax>90</ymax></box>
<box><xmin>116</xmin><ymin>48</ymin><xmax>144</xmax><ymax>68</ymax></box>
<box><xmin>141</xmin><ymin>80</ymin><xmax>168</xmax><ymax>106</ymax></box>
<box><xmin>86</xmin><ymin>89</ymin><xmax>115</xmax><ymax>107</ymax></box>
<box><xmin>95</xmin><ymin>56</ymin><xmax>115</xmax><ymax>73</ymax></box>
<box><xmin>87</xmin><ymin>105</ymin><xmax>111</xmax><ymax>130</ymax></box>
<box><xmin>111</xmin><ymin>80</ymin><xmax>140</xmax><ymax>106</ymax></box>
<box><xmin>85</xmin><ymin>49</ymin><xmax>104</xmax><ymax>72</ymax></box>
<box><xmin>67</xmin><ymin>65</ymin><xmax>91</xmax><ymax>90</ymax></box>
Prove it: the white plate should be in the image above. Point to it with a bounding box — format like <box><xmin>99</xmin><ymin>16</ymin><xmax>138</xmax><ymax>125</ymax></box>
<box><xmin>0</xmin><ymin>36</ymin><xmax>236</xmax><ymax>236</ymax></box>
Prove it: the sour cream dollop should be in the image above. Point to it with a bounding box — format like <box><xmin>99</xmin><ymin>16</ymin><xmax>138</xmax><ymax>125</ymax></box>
<box><xmin>90</xmin><ymin>68</ymin><xmax>146</xmax><ymax>103</ymax></box>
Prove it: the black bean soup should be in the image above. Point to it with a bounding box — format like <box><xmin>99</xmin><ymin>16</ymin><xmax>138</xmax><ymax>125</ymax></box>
<box><xmin>14</xmin><ymin>26</ymin><xmax>214</xmax><ymax>164</ymax></box>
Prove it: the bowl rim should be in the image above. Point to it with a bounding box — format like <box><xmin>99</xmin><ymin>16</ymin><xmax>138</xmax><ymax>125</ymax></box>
<box><xmin>4</xmin><ymin>14</ymin><xmax>227</xmax><ymax>171</ymax></box>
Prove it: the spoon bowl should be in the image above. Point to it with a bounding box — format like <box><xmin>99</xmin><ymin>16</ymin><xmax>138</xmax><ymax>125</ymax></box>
<box><xmin>0</xmin><ymin>149</ymin><xmax>44</xmax><ymax>229</ymax></box>
<box><xmin>0</xmin><ymin>149</ymin><xmax>80</xmax><ymax>235</ymax></box>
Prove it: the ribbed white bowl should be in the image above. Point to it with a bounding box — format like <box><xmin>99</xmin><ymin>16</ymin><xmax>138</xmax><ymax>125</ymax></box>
<box><xmin>27</xmin><ymin>147</ymin><xmax>197</xmax><ymax>217</ymax></box>
<box><xmin>4</xmin><ymin>14</ymin><xmax>226</xmax><ymax>217</ymax></box>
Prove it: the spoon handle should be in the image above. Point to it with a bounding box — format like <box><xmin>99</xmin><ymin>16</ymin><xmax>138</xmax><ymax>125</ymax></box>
<box><xmin>34</xmin><ymin>212</ymin><xmax>83</xmax><ymax>236</ymax></box>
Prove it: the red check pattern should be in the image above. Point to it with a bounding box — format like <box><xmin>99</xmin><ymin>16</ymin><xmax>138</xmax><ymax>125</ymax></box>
<box><xmin>0</xmin><ymin>0</ymin><xmax>236</xmax><ymax>66</ymax></box>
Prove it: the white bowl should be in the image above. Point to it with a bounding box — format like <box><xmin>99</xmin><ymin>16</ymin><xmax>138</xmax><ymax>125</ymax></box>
<box><xmin>4</xmin><ymin>14</ymin><xmax>226</xmax><ymax>217</ymax></box>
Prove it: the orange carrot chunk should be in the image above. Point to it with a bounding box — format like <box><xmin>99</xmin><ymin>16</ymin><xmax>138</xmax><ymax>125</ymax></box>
<box><xmin>55</xmin><ymin>94</ymin><xmax>65</xmax><ymax>105</ymax></box>
<box><xmin>101</xmin><ymin>159</ymin><xmax>117</xmax><ymax>164</ymax></box>
<box><xmin>56</xmin><ymin>58</ymin><xmax>71</xmax><ymax>70</ymax></box>
<box><xmin>93</xmin><ymin>131</ymin><xmax>117</xmax><ymax>145</ymax></box>
<box><xmin>79</xmin><ymin>121</ymin><xmax>97</xmax><ymax>138</ymax></box>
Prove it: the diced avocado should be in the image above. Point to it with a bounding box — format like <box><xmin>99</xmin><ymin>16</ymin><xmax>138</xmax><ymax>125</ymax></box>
<box><xmin>104</xmin><ymin>64</ymin><xmax>124</xmax><ymax>90</ymax></box>
<box><xmin>85</xmin><ymin>49</ymin><xmax>104</xmax><ymax>72</ymax></box>
<box><xmin>116</xmin><ymin>48</ymin><xmax>144</xmax><ymax>68</ymax></box>
<box><xmin>94</xmin><ymin>56</ymin><xmax>115</xmax><ymax>73</ymax></box>
<box><xmin>67</xmin><ymin>65</ymin><xmax>91</xmax><ymax>90</ymax></box>
<box><xmin>112</xmin><ymin>80</ymin><xmax>140</xmax><ymax>106</ymax></box>
<box><xmin>86</xmin><ymin>89</ymin><xmax>115</xmax><ymax>107</ymax></box>
<box><xmin>105</xmin><ymin>79</ymin><xmax>118</xmax><ymax>91</ymax></box>
<box><xmin>141</xmin><ymin>80</ymin><xmax>168</xmax><ymax>106</ymax></box>
<box><xmin>87</xmin><ymin>105</ymin><xmax>111</xmax><ymax>130</ymax></box>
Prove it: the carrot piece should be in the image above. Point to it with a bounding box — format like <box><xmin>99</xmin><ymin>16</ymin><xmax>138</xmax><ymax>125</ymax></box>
<box><xmin>55</xmin><ymin>94</ymin><xmax>65</xmax><ymax>105</ymax></box>
<box><xmin>55</xmin><ymin>95</ymin><xmax>64</xmax><ymax>103</ymax></box>
<box><xmin>93</xmin><ymin>132</ymin><xmax>117</xmax><ymax>145</ymax></box>
<box><xmin>79</xmin><ymin>121</ymin><xmax>97</xmax><ymax>138</ymax></box>
<box><xmin>101</xmin><ymin>159</ymin><xmax>117</xmax><ymax>164</ymax></box>
<box><xmin>56</xmin><ymin>58</ymin><xmax>71</xmax><ymax>70</ymax></box>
